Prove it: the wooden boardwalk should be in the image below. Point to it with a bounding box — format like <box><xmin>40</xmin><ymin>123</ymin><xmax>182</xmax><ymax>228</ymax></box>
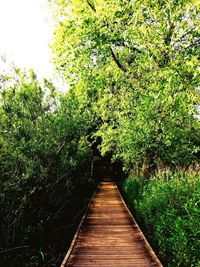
<box><xmin>61</xmin><ymin>182</ymin><xmax>163</xmax><ymax>267</ymax></box>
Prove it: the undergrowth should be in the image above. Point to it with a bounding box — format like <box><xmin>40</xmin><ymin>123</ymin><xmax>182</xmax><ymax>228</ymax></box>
<box><xmin>123</xmin><ymin>169</ymin><xmax>200</xmax><ymax>267</ymax></box>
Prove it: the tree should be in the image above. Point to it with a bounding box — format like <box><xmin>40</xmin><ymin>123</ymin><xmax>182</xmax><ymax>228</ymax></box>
<box><xmin>0</xmin><ymin>67</ymin><xmax>94</xmax><ymax>266</ymax></box>
<box><xmin>50</xmin><ymin>0</ymin><xmax>200</xmax><ymax>174</ymax></box>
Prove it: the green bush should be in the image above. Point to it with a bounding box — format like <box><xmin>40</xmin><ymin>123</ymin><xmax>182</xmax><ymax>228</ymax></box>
<box><xmin>123</xmin><ymin>171</ymin><xmax>200</xmax><ymax>267</ymax></box>
<box><xmin>0</xmin><ymin>70</ymin><xmax>96</xmax><ymax>267</ymax></box>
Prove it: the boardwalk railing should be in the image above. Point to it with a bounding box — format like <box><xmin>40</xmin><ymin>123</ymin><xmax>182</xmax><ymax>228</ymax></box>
<box><xmin>61</xmin><ymin>182</ymin><xmax>163</xmax><ymax>267</ymax></box>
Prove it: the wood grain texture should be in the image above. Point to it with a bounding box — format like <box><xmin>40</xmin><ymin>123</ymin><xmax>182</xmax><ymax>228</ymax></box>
<box><xmin>61</xmin><ymin>182</ymin><xmax>163</xmax><ymax>267</ymax></box>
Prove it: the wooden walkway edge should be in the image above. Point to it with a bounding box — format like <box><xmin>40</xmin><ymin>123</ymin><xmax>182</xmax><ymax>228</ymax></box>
<box><xmin>61</xmin><ymin>182</ymin><xmax>163</xmax><ymax>267</ymax></box>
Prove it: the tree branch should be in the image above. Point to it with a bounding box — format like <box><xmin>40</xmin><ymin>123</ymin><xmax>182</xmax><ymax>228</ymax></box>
<box><xmin>1</xmin><ymin>246</ymin><xmax>29</xmax><ymax>254</ymax></box>
<box><xmin>86</xmin><ymin>0</ymin><xmax>96</xmax><ymax>12</ymax></box>
<box><xmin>110</xmin><ymin>48</ymin><xmax>127</xmax><ymax>72</ymax></box>
<box><xmin>164</xmin><ymin>20</ymin><xmax>175</xmax><ymax>46</ymax></box>
<box><xmin>176</xmin><ymin>26</ymin><xmax>196</xmax><ymax>41</ymax></box>
<box><xmin>45</xmin><ymin>137</ymin><xmax>68</xmax><ymax>172</ymax></box>
<box><xmin>121</xmin><ymin>42</ymin><xmax>142</xmax><ymax>54</ymax></box>
<box><xmin>186</xmin><ymin>40</ymin><xmax>200</xmax><ymax>50</ymax></box>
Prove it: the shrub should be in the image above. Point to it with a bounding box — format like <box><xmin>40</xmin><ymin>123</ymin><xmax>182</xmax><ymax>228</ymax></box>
<box><xmin>123</xmin><ymin>170</ymin><xmax>200</xmax><ymax>267</ymax></box>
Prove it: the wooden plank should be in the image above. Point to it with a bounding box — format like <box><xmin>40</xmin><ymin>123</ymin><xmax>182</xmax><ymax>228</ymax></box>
<box><xmin>61</xmin><ymin>181</ymin><xmax>163</xmax><ymax>267</ymax></box>
<box><xmin>60</xmin><ymin>186</ymin><xmax>99</xmax><ymax>267</ymax></box>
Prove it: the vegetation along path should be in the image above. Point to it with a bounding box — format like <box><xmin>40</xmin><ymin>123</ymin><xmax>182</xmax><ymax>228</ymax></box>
<box><xmin>61</xmin><ymin>182</ymin><xmax>163</xmax><ymax>267</ymax></box>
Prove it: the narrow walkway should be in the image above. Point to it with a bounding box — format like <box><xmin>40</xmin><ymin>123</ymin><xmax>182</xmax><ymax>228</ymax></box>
<box><xmin>61</xmin><ymin>182</ymin><xmax>162</xmax><ymax>267</ymax></box>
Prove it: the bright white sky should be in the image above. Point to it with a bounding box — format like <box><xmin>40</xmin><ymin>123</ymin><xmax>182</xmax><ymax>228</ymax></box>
<box><xmin>0</xmin><ymin>0</ymin><xmax>55</xmax><ymax>80</ymax></box>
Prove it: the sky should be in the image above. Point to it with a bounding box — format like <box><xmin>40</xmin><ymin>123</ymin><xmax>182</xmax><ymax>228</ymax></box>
<box><xmin>0</xmin><ymin>0</ymin><xmax>61</xmax><ymax>83</ymax></box>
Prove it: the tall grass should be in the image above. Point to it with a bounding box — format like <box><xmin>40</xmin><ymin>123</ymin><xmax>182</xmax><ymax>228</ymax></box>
<box><xmin>123</xmin><ymin>169</ymin><xmax>200</xmax><ymax>267</ymax></box>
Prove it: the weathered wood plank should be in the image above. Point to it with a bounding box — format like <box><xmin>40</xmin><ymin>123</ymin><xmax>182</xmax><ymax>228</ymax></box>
<box><xmin>61</xmin><ymin>182</ymin><xmax>163</xmax><ymax>267</ymax></box>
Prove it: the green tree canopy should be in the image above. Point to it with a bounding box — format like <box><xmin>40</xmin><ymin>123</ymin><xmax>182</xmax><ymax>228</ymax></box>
<box><xmin>51</xmin><ymin>0</ymin><xmax>200</xmax><ymax>173</ymax></box>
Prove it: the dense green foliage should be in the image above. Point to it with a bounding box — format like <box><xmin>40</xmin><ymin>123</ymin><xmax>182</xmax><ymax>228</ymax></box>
<box><xmin>123</xmin><ymin>170</ymin><xmax>200</xmax><ymax>266</ymax></box>
<box><xmin>50</xmin><ymin>0</ymin><xmax>200</xmax><ymax>266</ymax></box>
<box><xmin>0</xmin><ymin>0</ymin><xmax>200</xmax><ymax>266</ymax></box>
<box><xmin>0</xmin><ymin>69</ymin><xmax>96</xmax><ymax>266</ymax></box>
<box><xmin>51</xmin><ymin>0</ymin><xmax>200</xmax><ymax>173</ymax></box>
